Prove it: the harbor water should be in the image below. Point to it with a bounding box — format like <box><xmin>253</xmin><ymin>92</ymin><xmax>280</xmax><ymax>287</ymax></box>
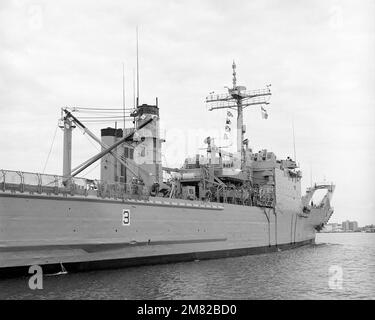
<box><xmin>0</xmin><ymin>232</ymin><xmax>374</xmax><ymax>300</ymax></box>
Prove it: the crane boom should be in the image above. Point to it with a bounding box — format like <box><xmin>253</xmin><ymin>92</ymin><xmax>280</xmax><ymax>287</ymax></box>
<box><xmin>62</xmin><ymin>109</ymin><xmax>140</xmax><ymax>179</ymax></box>
<box><xmin>61</xmin><ymin>108</ymin><xmax>153</xmax><ymax>179</ymax></box>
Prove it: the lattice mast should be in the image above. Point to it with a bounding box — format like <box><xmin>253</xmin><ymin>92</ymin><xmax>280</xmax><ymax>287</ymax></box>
<box><xmin>205</xmin><ymin>62</ymin><xmax>272</xmax><ymax>166</ymax></box>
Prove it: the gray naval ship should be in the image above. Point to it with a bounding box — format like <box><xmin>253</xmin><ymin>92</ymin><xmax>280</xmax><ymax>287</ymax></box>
<box><xmin>0</xmin><ymin>62</ymin><xmax>335</xmax><ymax>277</ymax></box>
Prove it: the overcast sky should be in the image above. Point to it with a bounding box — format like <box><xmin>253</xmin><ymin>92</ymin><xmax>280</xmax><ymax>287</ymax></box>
<box><xmin>0</xmin><ymin>0</ymin><xmax>374</xmax><ymax>225</ymax></box>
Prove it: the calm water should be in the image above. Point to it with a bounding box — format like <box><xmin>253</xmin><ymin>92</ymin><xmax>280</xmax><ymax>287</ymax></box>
<box><xmin>0</xmin><ymin>233</ymin><xmax>374</xmax><ymax>300</ymax></box>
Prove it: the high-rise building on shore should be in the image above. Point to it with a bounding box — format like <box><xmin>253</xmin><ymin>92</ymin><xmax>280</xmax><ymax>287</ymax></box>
<box><xmin>322</xmin><ymin>221</ymin><xmax>359</xmax><ymax>232</ymax></box>
<box><xmin>349</xmin><ymin>221</ymin><xmax>358</xmax><ymax>232</ymax></box>
<box><xmin>341</xmin><ymin>220</ymin><xmax>359</xmax><ymax>232</ymax></box>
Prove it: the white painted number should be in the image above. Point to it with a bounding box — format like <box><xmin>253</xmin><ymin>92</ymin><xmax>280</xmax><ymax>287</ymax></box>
<box><xmin>122</xmin><ymin>209</ymin><xmax>130</xmax><ymax>226</ymax></box>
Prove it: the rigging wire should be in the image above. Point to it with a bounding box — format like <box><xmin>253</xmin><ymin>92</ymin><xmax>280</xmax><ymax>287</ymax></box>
<box><xmin>73</xmin><ymin>108</ymin><xmax>134</xmax><ymax>112</ymax></box>
<box><xmin>78</xmin><ymin>121</ymin><xmax>134</xmax><ymax>124</ymax></box>
<box><xmin>42</xmin><ymin>125</ymin><xmax>59</xmax><ymax>174</ymax></box>
<box><xmin>77</xmin><ymin>116</ymin><xmax>134</xmax><ymax>119</ymax></box>
<box><xmin>73</xmin><ymin>107</ymin><xmax>134</xmax><ymax>111</ymax></box>
<box><xmin>77</xmin><ymin>122</ymin><xmax>122</xmax><ymax>125</ymax></box>
<box><xmin>73</xmin><ymin>111</ymin><xmax>133</xmax><ymax>115</ymax></box>
<box><xmin>70</xmin><ymin>107</ymin><xmax>136</xmax><ymax>127</ymax></box>
<box><xmin>78</xmin><ymin>121</ymin><xmax>134</xmax><ymax>125</ymax></box>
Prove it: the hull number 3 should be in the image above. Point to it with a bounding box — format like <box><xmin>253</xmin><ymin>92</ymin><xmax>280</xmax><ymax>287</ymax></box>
<box><xmin>122</xmin><ymin>209</ymin><xmax>130</xmax><ymax>226</ymax></box>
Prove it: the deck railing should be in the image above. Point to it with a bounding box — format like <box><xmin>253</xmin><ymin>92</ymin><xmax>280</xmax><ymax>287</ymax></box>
<box><xmin>0</xmin><ymin>169</ymin><xmax>275</xmax><ymax>206</ymax></box>
<box><xmin>0</xmin><ymin>169</ymin><xmax>149</xmax><ymax>200</ymax></box>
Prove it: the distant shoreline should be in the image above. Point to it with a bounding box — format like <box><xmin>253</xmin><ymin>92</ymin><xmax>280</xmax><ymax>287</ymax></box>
<box><xmin>319</xmin><ymin>231</ymin><xmax>375</xmax><ymax>234</ymax></box>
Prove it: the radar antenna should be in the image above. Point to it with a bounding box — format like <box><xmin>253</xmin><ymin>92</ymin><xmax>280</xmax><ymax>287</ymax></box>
<box><xmin>205</xmin><ymin>61</ymin><xmax>272</xmax><ymax>167</ymax></box>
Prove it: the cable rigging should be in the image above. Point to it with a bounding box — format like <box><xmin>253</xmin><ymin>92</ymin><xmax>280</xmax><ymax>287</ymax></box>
<box><xmin>42</xmin><ymin>124</ymin><xmax>59</xmax><ymax>174</ymax></box>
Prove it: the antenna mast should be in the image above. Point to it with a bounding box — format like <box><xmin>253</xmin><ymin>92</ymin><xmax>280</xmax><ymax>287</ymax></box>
<box><xmin>232</xmin><ymin>60</ymin><xmax>237</xmax><ymax>88</ymax></box>
<box><xmin>122</xmin><ymin>62</ymin><xmax>126</xmax><ymax>131</ymax></box>
<box><xmin>292</xmin><ymin>119</ymin><xmax>296</xmax><ymax>162</ymax></box>
<box><xmin>136</xmin><ymin>26</ymin><xmax>140</xmax><ymax>107</ymax></box>
<box><xmin>206</xmin><ymin>62</ymin><xmax>272</xmax><ymax>167</ymax></box>
<box><xmin>133</xmin><ymin>68</ymin><xmax>136</xmax><ymax>109</ymax></box>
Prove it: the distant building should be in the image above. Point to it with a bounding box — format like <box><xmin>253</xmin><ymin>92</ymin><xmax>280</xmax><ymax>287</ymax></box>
<box><xmin>322</xmin><ymin>221</ymin><xmax>361</xmax><ymax>233</ymax></box>
<box><xmin>358</xmin><ymin>224</ymin><xmax>375</xmax><ymax>233</ymax></box>
<box><xmin>333</xmin><ymin>223</ymin><xmax>342</xmax><ymax>232</ymax></box>
<box><xmin>329</xmin><ymin>223</ymin><xmax>338</xmax><ymax>231</ymax></box>
<box><xmin>341</xmin><ymin>220</ymin><xmax>358</xmax><ymax>232</ymax></box>
<box><xmin>342</xmin><ymin>220</ymin><xmax>350</xmax><ymax>232</ymax></box>
<box><xmin>322</xmin><ymin>223</ymin><xmax>342</xmax><ymax>232</ymax></box>
<box><xmin>349</xmin><ymin>221</ymin><xmax>358</xmax><ymax>232</ymax></box>
<box><xmin>322</xmin><ymin>224</ymin><xmax>333</xmax><ymax>232</ymax></box>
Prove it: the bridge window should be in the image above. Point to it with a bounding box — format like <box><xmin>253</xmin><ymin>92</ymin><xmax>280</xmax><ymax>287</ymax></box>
<box><xmin>140</xmin><ymin>147</ymin><xmax>146</xmax><ymax>157</ymax></box>
<box><xmin>124</xmin><ymin>147</ymin><xmax>134</xmax><ymax>160</ymax></box>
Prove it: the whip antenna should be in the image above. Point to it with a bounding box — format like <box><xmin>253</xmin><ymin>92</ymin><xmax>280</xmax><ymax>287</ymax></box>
<box><xmin>136</xmin><ymin>26</ymin><xmax>140</xmax><ymax>106</ymax></box>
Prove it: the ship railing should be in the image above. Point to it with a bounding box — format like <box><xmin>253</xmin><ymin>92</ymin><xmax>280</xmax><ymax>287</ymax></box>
<box><xmin>210</xmin><ymin>183</ymin><xmax>275</xmax><ymax>208</ymax></box>
<box><xmin>255</xmin><ymin>195</ymin><xmax>275</xmax><ymax>208</ymax></box>
<box><xmin>241</xmin><ymin>88</ymin><xmax>271</xmax><ymax>97</ymax></box>
<box><xmin>0</xmin><ymin>169</ymin><xmax>150</xmax><ymax>200</ymax></box>
<box><xmin>253</xmin><ymin>185</ymin><xmax>275</xmax><ymax>208</ymax></box>
<box><xmin>96</xmin><ymin>182</ymin><xmax>149</xmax><ymax>200</ymax></box>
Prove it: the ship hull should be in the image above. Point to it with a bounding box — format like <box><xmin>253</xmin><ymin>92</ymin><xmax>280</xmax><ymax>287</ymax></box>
<box><xmin>0</xmin><ymin>192</ymin><xmax>330</xmax><ymax>278</ymax></box>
